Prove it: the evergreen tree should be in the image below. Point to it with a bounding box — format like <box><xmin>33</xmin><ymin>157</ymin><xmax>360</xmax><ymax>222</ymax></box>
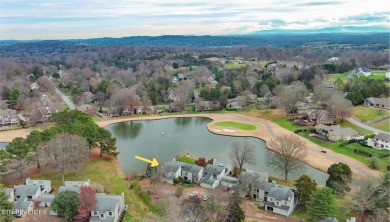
<box><xmin>9</xmin><ymin>87</ymin><xmax>20</xmax><ymax>108</ymax></box>
<box><xmin>0</xmin><ymin>185</ymin><xmax>14</xmax><ymax>222</ymax></box>
<box><xmin>326</xmin><ymin>162</ymin><xmax>352</xmax><ymax>197</ymax></box>
<box><xmin>225</xmin><ymin>191</ymin><xmax>245</xmax><ymax>222</ymax></box>
<box><xmin>51</xmin><ymin>190</ymin><xmax>79</xmax><ymax>221</ymax></box>
<box><xmin>295</xmin><ymin>175</ymin><xmax>317</xmax><ymax>207</ymax></box>
<box><xmin>306</xmin><ymin>187</ymin><xmax>337</xmax><ymax>222</ymax></box>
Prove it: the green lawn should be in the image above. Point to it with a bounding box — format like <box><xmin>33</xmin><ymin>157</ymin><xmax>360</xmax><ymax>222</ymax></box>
<box><xmin>214</xmin><ymin>121</ymin><xmax>256</xmax><ymax>130</ymax></box>
<box><xmin>352</xmin><ymin>106</ymin><xmax>390</xmax><ymax>123</ymax></box>
<box><xmin>271</xmin><ymin>117</ymin><xmax>388</xmax><ymax>171</ymax></box>
<box><xmin>271</xmin><ymin>116</ymin><xmax>309</xmax><ymax>131</ymax></box>
<box><xmin>33</xmin><ymin>158</ymin><xmax>155</xmax><ymax>222</ymax></box>
<box><xmin>371</xmin><ymin>119</ymin><xmax>390</xmax><ymax>132</ymax></box>
<box><xmin>339</xmin><ymin>120</ymin><xmax>373</xmax><ymax>135</ymax></box>
<box><xmin>326</xmin><ymin>70</ymin><xmax>386</xmax><ymax>82</ymax></box>
<box><xmin>178</xmin><ymin>156</ymin><xmax>196</xmax><ymax>165</ymax></box>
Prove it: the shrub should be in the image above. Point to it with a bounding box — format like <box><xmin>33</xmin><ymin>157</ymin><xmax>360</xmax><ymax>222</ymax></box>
<box><xmin>369</xmin><ymin>157</ymin><xmax>378</xmax><ymax>169</ymax></box>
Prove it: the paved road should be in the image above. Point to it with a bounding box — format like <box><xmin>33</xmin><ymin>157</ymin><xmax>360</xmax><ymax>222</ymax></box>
<box><xmin>346</xmin><ymin>117</ymin><xmax>389</xmax><ymax>134</ymax></box>
<box><xmin>54</xmin><ymin>88</ymin><xmax>75</xmax><ymax>110</ymax></box>
<box><xmin>369</xmin><ymin>116</ymin><xmax>390</xmax><ymax>125</ymax></box>
<box><xmin>227</xmin><ymin>114</ymin><xmax>376</xmax><ymax>177</ymax></box>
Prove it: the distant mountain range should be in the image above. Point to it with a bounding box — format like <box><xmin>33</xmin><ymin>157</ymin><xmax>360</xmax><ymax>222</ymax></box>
<box><xmin>251</xmin><ymin>25</ymin><xmax>388</xmax><ymax>34</ymax></box>
<box><xmin>0</xmin><ymin>32</ymin><xmax>388</xmax><ymax>49</ymax></box>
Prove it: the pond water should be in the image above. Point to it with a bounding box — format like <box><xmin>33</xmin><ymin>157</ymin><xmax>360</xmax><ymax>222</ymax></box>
<box><xmin>0</xmin><ymin>143</ymin><xmax>8</xmax><ymax>149</ymax></box>
<box><xmin>105</xmin><ymin>117</ymin><xmax>328</xmax><ymax>184</ymax></box>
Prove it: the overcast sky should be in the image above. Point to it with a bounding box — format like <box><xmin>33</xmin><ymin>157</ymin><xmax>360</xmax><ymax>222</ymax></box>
<box><xmin>0</xmin><ymin>0</ymin><xmax>389</xmax><ymax>40</ymax></box>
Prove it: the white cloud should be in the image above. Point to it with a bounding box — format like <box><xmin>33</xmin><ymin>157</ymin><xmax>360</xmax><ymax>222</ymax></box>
<box><xmin>0</xmin><ymin>0</ymin><xmax>389</xmax><ymax>39</ymax></box>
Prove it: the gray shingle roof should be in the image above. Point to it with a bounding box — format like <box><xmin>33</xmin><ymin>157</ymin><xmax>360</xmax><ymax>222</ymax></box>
<box><xmin>15</xmin><ymin>185</ymin><xmax>40</xmax><ymax>197</ymax></box>
<box><xmin>365</xmin><ymin>97</ymin><xmax>390</xmax><ymax>107</ymax></box>
<box><xmin>238</xmin><ymin>172</ymin><xmax>269</xmax><ymax>189</ymax></box>
<box><xmin>95</xmin><ymin>195</ymin><xmax>119</xmax><ymax>212</ymax></box>
<box><xmin>267</xmin><ymin>186</ymin><xmax>294</xmax><ymax>202</ymax></box>
<box><xmin>353</xmin><ymin>66</ymin><xmax>370</xmax><ymax>72</ymax></box>
<box><xmin>329</xmin><ymin>127</ymin><xmax>358</xmax><ymax>137</ymax></box>
<box><xmin>163</xmin><ymin>162</ymin><xmax>181</xmax><ymax>174</ymax></box>
<box><xmin>374</xmin><ymin>133</ymin><xmax>390</xmax><ymax>143</ymax></box>
<box><xmin>37</xmin><ymin>194</ymin><xmax>55</xmax><ymax>202</ymax></box>
<box><xmin>177</xmin><ymin>161</ymin><xmax>203</xmax><ymax>174</ymax></box>
<box><xmin>200</xmin><ymin>164</ymin><xmax>224</xmax><ymax>185</ymax></box>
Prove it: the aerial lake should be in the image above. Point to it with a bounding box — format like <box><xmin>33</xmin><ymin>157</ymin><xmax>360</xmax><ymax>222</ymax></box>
<box><xmin>105</xmin><ymin>117</ymin><xmax>328</xmax><ymax>184</ymax></box>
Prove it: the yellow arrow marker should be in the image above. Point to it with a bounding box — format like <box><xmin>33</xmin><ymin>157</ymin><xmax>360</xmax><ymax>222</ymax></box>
<box><xmin>134</xmin><ymin>156</ymin><xmax>159</xmax><ymax>167</ymax></box>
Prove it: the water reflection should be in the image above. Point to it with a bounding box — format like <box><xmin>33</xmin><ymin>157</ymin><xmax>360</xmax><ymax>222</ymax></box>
<box><xmin>175</xmin><ymin>117</ymin><xmax>193</xmax><ymax>128</ymax></box>
<box><xmin>111</xmin><ymin>121</ymin><xmax>143</xmax><ymax>139</ymax></box>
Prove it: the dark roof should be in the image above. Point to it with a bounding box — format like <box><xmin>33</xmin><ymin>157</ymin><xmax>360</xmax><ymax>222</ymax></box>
<box><xmin>15</xmin><ymin>185</ymin><xmax>40</xmax><ymax>197</ymax></box>
<box><xmin>238</xmin><ymin>172</ymin><xmax>269</xmax><ymax>189</ymax></box>
<box><xmin>365</xmin><ymin>97</ymin><xmax>390</xmax><ymax>107</ymax></box>
<box><xmin>374</xmin><ymin>133</ymin><xmax>390</xmax><ymax>143</ymax></box>
<box><xmin>203</xmin><ymin>164</ymin><xmax>224</xmax><ymax>176</ymax></box>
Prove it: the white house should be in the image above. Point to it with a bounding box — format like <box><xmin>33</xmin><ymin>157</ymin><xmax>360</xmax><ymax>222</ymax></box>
<box><xmin>161</xmin><ymin>161</ymin><xmax>181</xmax><ymax>184</ymax></box>
<box><xmin>351</xmin><ymin>66</ymin><xmax>371</xmax><ymax>77</ymax></box>
<box><xmin>179</xmin><ymin>162</ymin><xmax>204</xmax><ymax>184</ymax></box>
<box><xmin>237</xmin><ymin>172</ymin><xmax>270</xmax><ymax>201</ymax></box>
<box><xmin>200</xmin><ymin>164</ymin><xmax>225</xmax><ymax>189</ymax></box>
<box><xmin>64</xmin><ymin>179</ymin><xmax>90</xmax><ymax>187</ymax></box>
<box><xmin>14</xmin><ymin>185</ymin><xmax>42</xmax><ymax>217</ymax></box>
<box><xmin>90</xmin><ymin>192</ymin><xmax>127</xmax><ymax>222</ymax></box>
<box><xmin>25</xmin><ymin>178</ymin><xmax>51</xmax><ymax>194</ymax></box>
<box><xmin>265</xmin><ymin>185</ymin><xmax>296</xmax><ymax>216</ymax></box>
<box><xmin>5</xmin><ymin>188</ymin><xmax>14</xmax><ymax>203</ymax></box>
<box><xmin>367</xmin><ymin>133</ymin><xmax>390</xmax><ymax>150</ymax></box>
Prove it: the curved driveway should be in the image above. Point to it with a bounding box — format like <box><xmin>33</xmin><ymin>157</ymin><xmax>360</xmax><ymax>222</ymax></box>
<box><xmin>346</xmin><ymin>117</ymin><xmax>389</xmax><ymax>134</ymax></box>
<box><xmin>54</xmin><ymin>88</ymin><xmax>75</xmax><ymax>110</ymax></box>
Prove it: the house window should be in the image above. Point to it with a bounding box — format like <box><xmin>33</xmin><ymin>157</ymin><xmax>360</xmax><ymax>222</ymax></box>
<box><xmin>109</xmin><ymin>212</ymin><xmax>112</xmax><ymax>216</ymax></box>
<box><xmin>100</xmin><ymin>213</ymin><xmax>104</xmax><ymax>218</ymax></box>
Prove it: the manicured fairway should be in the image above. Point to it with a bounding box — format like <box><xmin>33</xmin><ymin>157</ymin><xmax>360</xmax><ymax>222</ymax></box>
<box><xmin>214</xmin><ymin>121</ymin><xmax>256</xmax><ymax>130</ymax></box>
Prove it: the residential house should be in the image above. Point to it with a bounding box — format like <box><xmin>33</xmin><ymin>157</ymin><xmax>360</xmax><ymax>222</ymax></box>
<box><xmin>226</xmin><ymin>101</ymin><xmax>242</xmax><ymax>110</ymax></box>
<box><xmin>220</xmin><ymin>176</ymin><xmax>238</xmax><ymax>188</ymax></box>
<box><xmin>165</xmin><ymin>102</ymin><xmax>185</xmax><ymax>112</ymax></box>
<box><xmin>351</xmin><ymin>66</ymin><xmax>371</xmax><ymax>77</ymax></box>
<box><xmin>25</xmin><ymin>178</ymin><xmax>51</xmax><ymax>194</ymax></box>
<box><xmin>364</xmin><ymin>97</ymin><xmax>390</xmax><ymax>109</ymax></box>
<box><xmin>30</xmin><ymin>82</ymin><xmax>39</xmax><ymax>90</ymax></box>
<box><xmin>168</xmin><ymin>92</ymin><xmax>180</xmax><ymax>102</ymax></box>
<box><xmin>308</xmin><ymin>110</ymin><xmax>334</xmax><ymax>125</ymax></box>
<box><xmin>37</xmin><ymin>194</ymin><xmax>55</xmax><ymax>207</ymax></box>
<box><xmin>227</xmin><ymin>96</ymin><xmax>247</xmax><ymax>108</ymax></box>
<box><xmin>0</xmin><ymin>109</ymin><xmax>18</xmax><ymax>126</ymax></box>
<box><xmin>294</xmin><ymin>101</ymin><xmax>317</xmax><ymax>115</ymax></box>
<box><xmin>82</xmin><ymin>92</ymin><xmax>95</xmax><ymax>104</ymax></box>
<box><xmin>320</xmin><ymin>81</ymin><xmax>336</xmax><ymax>90</ymax></box>
<box><xmin>90</xmin><ymin>193</ymin><xmax>127</xmax><ymax>222</ymax></box>
<box><xmin>108</xmin><ymin>109</ymin><xmax>119</xmax><ymax>117</ymax></box>
<box><xmin>38</xmin><ymin>106</ymin><xmax>57</xmax><ymax>120</ymax></box>
<box><xmin>77</xmin><ymin>104</ymin><xmax>97</xmax><ymax>116</ymax></box>
<box><xmin>237</xmin><ymin>172</ymin><xmax>269</xmax><ymax>201</ymax></box>
<box><xmin>328</xmin><ymin>128</ymin><xmax>359</xmax><ymax>141</ymax></box>
<box><xmin>367</xmin><ymin>133</ymin><xmax>390</xmax><ymax>150</ymax></box>
<box><xmin>195</xmin><ymin>101</ymin><xmax>221</xmax><ymax>112</ymax></box>
<box><xmin>314</xmin><ymin>124</ymin><xmax>341</xmax><ymax>135</ymax></box>
<box><xmin>40</xmin><ymin>94</ymin><xmax>52</xmax><ymax>106</ymax></box>
<box><xmin>179</xmin><ymin>162</ymin><xmax>204</xmax><ymax>183</ymax></box>
<box><xmin>14</xmin><ymin>185</ymin><xmax>42</xmax><ymax>217</ymax></box>
<box><xmin>213</xmin><ymin>160</ymin><xmax>234</xmax><ymax>176</ymax></box>
<box><xmin>65</xmin><ymin>179</ymin><xmax>91</xmax><ymax>187</ymax></box>
<box><xmin>327</xmin><ymin>57</ymin><xmax>339</xmax><ymax>62</ymax></box>
<box><xmin>200</xmin><ymin>164</ymin><xmax>225</xmax><ymax>189</ymax></box>
<box><xmin>161</xmin><ymin>161</ymin><xmax>182</xmax><ymax>184</ymax></box>
<box><xmin>5</xmin><ymin>188</ymin><xmax>14</xmax><ymax>203</ymax></box>
<box><xmin>265</xmin><ymin>185</ymin><xmax>296</xmax><ymax>216</ymax></box>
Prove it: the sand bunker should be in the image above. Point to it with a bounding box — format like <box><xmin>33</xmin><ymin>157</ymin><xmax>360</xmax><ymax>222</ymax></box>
<box><xmin>223</xmin><ymin>128</ymin><xmax>237</xmax><ymax>132</ymax></box>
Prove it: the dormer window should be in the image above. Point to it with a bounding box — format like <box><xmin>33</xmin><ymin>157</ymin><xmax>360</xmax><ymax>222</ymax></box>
<box><xmin>108</xmin><ymin>212</ymin><xmax>112</xmax><ymax>216</ymax></box>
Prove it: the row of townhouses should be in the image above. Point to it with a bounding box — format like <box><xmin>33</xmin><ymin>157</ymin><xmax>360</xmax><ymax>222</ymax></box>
<box><xmin>4</xmin><ymin>178</ymin><xmax>128</xmax><ymax>222</ymax></box>
<box><xmin>162</xmin><ymin>160</ymin><xmax>297</xmax><ymax>216</ymax></box>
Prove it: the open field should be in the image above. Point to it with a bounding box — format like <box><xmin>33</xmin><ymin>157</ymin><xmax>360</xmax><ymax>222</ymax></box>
<box><xmin>214</xmin><ymin>121</ymin><xmax>256</xmax><ymax>130</ymax></box>
<box><xmin>326</xmin><ymin>70</ymin><xmax>387</xmax><ymax>82</ymax></box>
<box><xmin>352</xmin><ymin>106</ymin><xmax>390</xmax><ymax>123</ymax></box>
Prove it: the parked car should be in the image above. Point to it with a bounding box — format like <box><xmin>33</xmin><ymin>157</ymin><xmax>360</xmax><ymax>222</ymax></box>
<box><xmin>202</xmin><ymin>195</ymin><xmax>210</xmax><ymax>201</ymax></box>
<box><xmin>321</xmin><ymin>150</ymin><xmax>327</xmax><ymax>153</ymax></box>
<box><xmin>189</xmin><ymin>191</ymin><xmax>198</xmax><ymax>197</ymax></box>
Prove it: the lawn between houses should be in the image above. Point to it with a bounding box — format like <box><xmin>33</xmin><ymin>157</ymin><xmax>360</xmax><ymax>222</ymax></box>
<box><xmin>33</xmin><ymin>157</ymin><xmax>158</xmax><ymax>222</ymax></box>
<box><xmin>271</xmin><ymin>116</ymin><xmax>390</xmax><ymax>172</ymax></box>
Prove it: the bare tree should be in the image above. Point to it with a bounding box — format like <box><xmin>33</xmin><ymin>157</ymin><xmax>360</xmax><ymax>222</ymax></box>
<box><xmin>110</xmin><ymin>88</ymin><xmax>141</xmax><ymax>115</ymax></box>
<box><xmin>352</xmin><ymin>177</ymin><xmax>381</xmax><ymax>222</ymax></box>
<box><xmin>44</xmin><ymin>133</ymin><xmax>89</xmax><ymax>185</ymax></box>
<box><xmin>230</xmin><ymin>142</ymin><xmax>256</xmax><ymax>174</ymax></box>
<box><xmin>181</xmin><ymin>196</ymin><xmax>209</xmax><ymax>222</ymax></box>
<box><xmin>328</xmin><ymin>91</ymin><xmax>353</xmax><ymax>123</ymax></box>
<box><xmin>312</xmin><ymin>86</ymin><xmax>333</xmax><ymax>105</ymax></box>
<box><xmin>267</xmin><ymin>134</ymin><xmax>307</xmax><ymax>181</ymax></box>
<box><xmin>368</xmin><ymin>209</ymin><xmax>389</xmax><ymax>222</ymax></box>
<box><xmin>276</xmin><ymin>83</ymin><xmax>307</xmax><ymax>114</ymax></box>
